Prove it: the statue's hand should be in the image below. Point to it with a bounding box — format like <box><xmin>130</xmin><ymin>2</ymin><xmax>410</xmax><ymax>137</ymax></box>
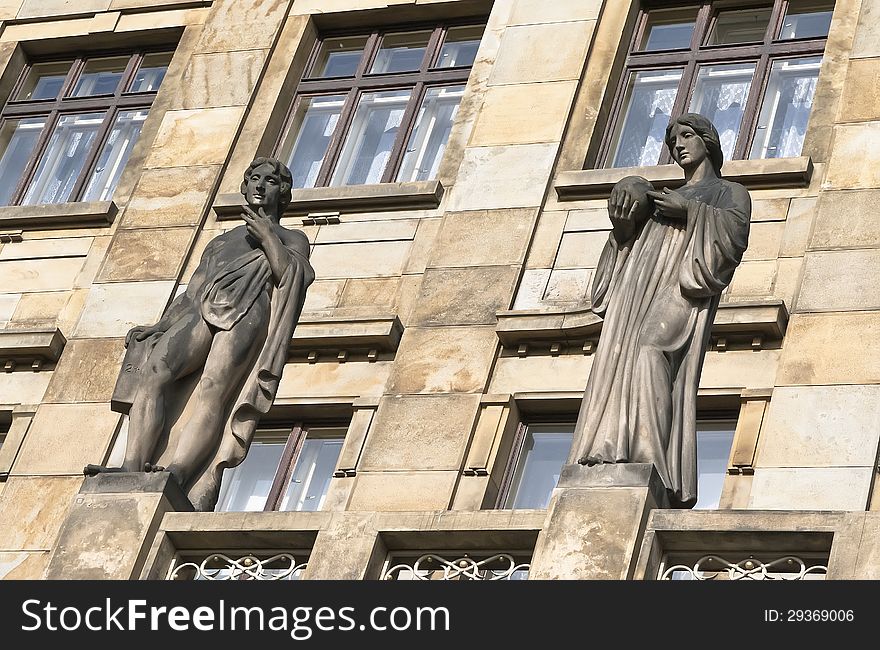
<box><xmin>646</xmin><ymin>187</ymin><xmax>690</xmax><ymax>220</ymax></box>
<box><xmin>125</xmin><ymin>325</ymin><xmax>163</xmax><ymax>348</ymax></box>
<box><xmin>608</xmin><ymin>184</ymin><xmax>642</xmax><ymax>242</ymax></box>
<box><xmin>241</xmin><ymin>205</ymin><xmax>278</xmax><ymax>246</ymax></box>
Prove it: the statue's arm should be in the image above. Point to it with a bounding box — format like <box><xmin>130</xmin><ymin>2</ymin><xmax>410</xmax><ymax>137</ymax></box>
<box><xmin>608</xmin><ymin>176</ymin><xmax>653</xmax><ymax>244</ymax></box>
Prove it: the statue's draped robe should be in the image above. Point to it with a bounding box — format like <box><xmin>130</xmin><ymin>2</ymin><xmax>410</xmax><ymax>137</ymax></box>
<box><xmin>146</xmin><ymin>225</ymin><xmax>314</xmax><ymax>511</ymax></box>
<box><xmin>570</xmin><ymin>177</ymin><xmax>750</xmax><ymax>507</ymax></box>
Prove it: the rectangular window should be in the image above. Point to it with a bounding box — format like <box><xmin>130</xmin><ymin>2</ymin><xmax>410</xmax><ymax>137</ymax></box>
<box><xmin>215</xmin><ymin>423</ymin><xmax>346</xmax><ymax>513</ymax></box>
<box><xmin>602</xmin><ymin>0</ymin><xmax>832</xmax><ymax>167</ymax></box>
<box><xmin>0</xmin><ymin>50</ymin><xmax>173</xmax><ymax>206</ymax></box>
<box><xmin>497</xmin><ymin>417</ymin><xmax>735</xmax><ymax>509</ymax></box>
<box><xmin>276</xmin><ymin>21</ymin><xmax>485</xmax><ymax>189</ymax></box>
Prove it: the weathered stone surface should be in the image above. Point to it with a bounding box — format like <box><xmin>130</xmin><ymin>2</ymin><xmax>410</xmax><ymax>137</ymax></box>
<box><xmin>0</xmin><ymin>237</ymin><xmax>91</xmax><ymax>260</ymax></box>
<box><xmin>339</xmin><ymin>277</ymin><xmax>401</xmax><ymax>309</ymax></box>
<box><xmin>0</xmin><ymin>551</ymin><xmax>49</xmax><ymax>579</ymax></box>
<box><xmin>824</xmin><ymin>122</ymin><xmax>880</xmax><ymax>189</ymax></box>
<box><xmin>488</xmin><ymin>354</ymin><xmax>592</xmax><ymax>394</ymax></box>
<box><xmin>700</xmin><ymin>349</ymin><xmax>780</xmax><ymax>390</ymax></box>
<box><xmin>347</xmin><ymin>471</ymin><xmax>457</xmax><ymax>511</ymax></box>
<box><xmin>314</xmin><ymin>219</ymin><xmax>418</xmax><ymax>244</ymax></box>
<box><xmin>177</xmin><ymin>49</ymin><xmax>266</xmax><ymax>109</ymax></box>
<box><xmin>727</xmin><ymin>260</ymin><xmax>776</xmax><ymax>298</ymax></box>
<box><xmin>544</xmin><ymin>268</ymin><xmax>591</xmax><ymax>302</ymax></box>
<box><xmin>144</xmin><ymin>107</ymin><xmax>245</xmax><ymax>168</ymax></box>
<box><xmin>12</xmin><ymin>403</ymin><xmax>121</xmax><ymax>474</ymax></box>
<box><xmin>750</xmin><ymin>198</ymin><xmax>790</xmax><ymax>222</ymax></box>
<box><xmin>359</xmin><ymin>394</ymin><xmax>480</xmax><ymax>471</ymax></box>
<box><xmin>409</xmin><ymin>265</ymin><xmax>519</xmax><ymax>326</ymax></box>
<box><xmin>756</xmin><ymin>385</ymin><xmax>880</xmax><ymax>468</ymax></box>
<box><xmin>44</xmin><ymin>472</ymin><xmax>192</xmax><ymax>579</ymax></box>
<box><xmin>302</xmin><ymin>279</ymin><xmax>345</xmax><ymax>311</ymax></box>
<box><xmin>779</xmin><ymin>197</ymin><xmax>816</xmax><ymax>257</ymax></box>
<box><xmin>508</xmin><ymin>0</ymin><xmax>601</xmax><ymax>25</ymax></box>
<box><xmin>122</xmin><ymin>166</ymin><xmax>218</xmax><ymax>227</ymax></box>
<box><xmin>742</xmin><ymin>221</ymin><xmax>783</xmax><ymax>261</ymax></box>
<box><xmin>470</xmin><ymin>81</ymin><xmax>577</xmax><ymax>146</ymax></box>
<box><xmin>0</xmin><ymin>257</ymin><xmax>87</xmax><ymax>293</ymax></box>
<box><xmin>525</xmin><ymin>211</ymin><xmax>565</xmax><ymax>269</ymax></box>
<box><xmin>43</xmin><ymin>338</ymin><xmax>125</xmax><ymax>403</ymax></box>
<box><xmin>772</xmin><ymin>257</ymin><xmax>803</xmax><ymax>307</ymax></box>
<box><xmin>489</xmin><ymin>21</ymin><xmax>593</xmax><ymax>85</ymax></box>
<box><xmin>0</xmin><ymin>0</ymin><xmax>23</xmax><ymax>20</ymax></box>
<box><xmin>565</xmin><ymin>208</ymin><xmax>610</xmax><ymax>231</ymax></box>
<box><xmin>838</xmin><ymin>57</ymin><xmax>880</xmax><ymax>121</ymax></box>
<box><xmin>447</xmin><ymin>144</ymin><xmax>558</xmax><ymax>211</ymax></box>
<box><xmin>74</xmin><ymin>236</ymin><xmax>111</xmax><ymax>288</ymax></box>
<box><xmin>749</xmin><ymin>467</ymin><xmax>873</xmax><ymax>510</ymax></box>
<box><xmin>811</xmin><ymin>189</ymin><xmax>880</xmax><ymax>249</ymax></box>
<box><xmin>428</xmin><ymin>208</ymin><xmax>536</xmax><ymax>267</ymax></box>
<box><xmin>72</xmin><ymin>281</ymin><xmax>174</xmax><ymax>338</ymax></box>
<box><xmin>386</xmin><ymin>326</ymin><xmax>497</xmax><ymax>394</ymax></box>
<box><xmin>17</xmin><ymin>0</ymin><xmax>109</xmax><ymax>19</ymax></box>
<box><xmin>554</xmin><ymin>230</ymin><xmax>609</xmax><ymax>268</ymax></box>
<box><xmin>0</xmin><ymin>292</ymin><xmax>21</xmax><ymax>324</ymax></box>
<box><xmin>0</xmin><ymin>370</ymin><xmax>51</xmax><ymax>404</ymax></box>
<box><xmin>511</xmin><ymin>268</ymin><xmax>550</xmax><ymax>309</ymax></box>
<box><xmin>402</xmin><ymin>217</ymin><xmax>441</xmax><ymax>274</ymax></box>
<box><xmin>98</xmin><ymin>228</ymin><xmax>194</xmax><ymax>282</ymax></box>
<box><xmin>852</xmin><ymin>0</ymin><xmax>880</xmax><ymax>58</ymax></box>
<box><xmin>310</xmin><ymin>241</ymin><xmax>411</xmax><ymax>279</ymax></box>
<box><xmin>277</xmin><ymin>360</ymin><xmax>392</xmax><ymax>399</ymax></box>
<box><xmin>777</xmin><ymin>313</ymin><xmax>880</xmax><ymax>385</ymax></box>
<box><xmin>852</xmin><ymin>516</ymin><xmax>880</xmax><ymax>579</ymax></box>
<box><xmin>9</xmin><ymin>291</ymin><xmax>67</xmax><ymax>325</ymax></box>
<box><xmin>0</xmin><ymin>476</ymin><xmax>83</xmax><ymax>550</ymax></box>
<box><xmin>798</xmin><ymin>249</ymin><xmax>880</xmax><ymax>311</ymax></box>
<box><xmin>301</xmin><ymin>513</ymin><xmax>379</xmax><ymax>580</ymax></box>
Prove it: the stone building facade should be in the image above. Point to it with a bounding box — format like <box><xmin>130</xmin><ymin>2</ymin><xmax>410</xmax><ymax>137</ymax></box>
<box><xmin>0</xmin><ymin>0</ymin><xmax>878</xmax><ymax>580</ymax></box>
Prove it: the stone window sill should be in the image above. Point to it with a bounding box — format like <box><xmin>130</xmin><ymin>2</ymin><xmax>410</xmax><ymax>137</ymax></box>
<box><xmin>554</xmin><ymin>157</ymin><xmax>813</xmax><ymax>201</ymax></box>
<box><xmin>291</xmin><ymin>313</ymin><xmax>403</xmax><ymax>355</ymax></box>
<box><xmin>0</xmin><ymin>201</ymin><xmax>117</xmax><ymax>230</ymax></box>
<box><xmin>213</xmin><ymin>180</ymin><xmax>444</xmax><ymax>221</ymax></box>
<box><xmin>0</xmin><ymin>328</ymin><xmax>67</xmax><ymax>369</ymax></box>
<box><xmin>496</xmin><ymin>300</ymin><xmax>788</xmax><ymax>349</ymax></box>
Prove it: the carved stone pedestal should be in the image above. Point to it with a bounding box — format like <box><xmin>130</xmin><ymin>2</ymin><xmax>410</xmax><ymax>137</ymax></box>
<box><xmin>45</xmin><ymin>472</ymin><xmax>192</xmax><ymax>579</ymax></box>
<box><xmin>528</xmin><ymin>463</ymin><xmax>669</xmax><ymax>580</ymax></box>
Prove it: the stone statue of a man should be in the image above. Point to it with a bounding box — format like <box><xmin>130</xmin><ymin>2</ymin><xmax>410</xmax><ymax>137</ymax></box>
<box><xmin>569</xmin><ymin>113</ymin><xmax>750</xmax><ymax>507</ymax></box>
<box><xmin>92</xmin><ymin>157</ymin><xmax>314</xmax><ymax>511</ymax></box>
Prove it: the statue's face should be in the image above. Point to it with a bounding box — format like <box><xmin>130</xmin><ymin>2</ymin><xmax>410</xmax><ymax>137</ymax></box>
<box><xmin>244</xmin><ymin>162</ymin><xmax>282</xmax><ymax>210</ymax></box>
<box><xmin>668</xmin><ymin>123</ymin><xmax>708</xmax><ymax>168</ymax></box>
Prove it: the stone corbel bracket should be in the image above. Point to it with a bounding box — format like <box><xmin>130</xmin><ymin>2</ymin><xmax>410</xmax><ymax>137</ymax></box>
<box><xmin>290</xmin><ymin>314</ymin><xmax>403</xmax><ymax>363</ymax></box>
<box><xmin>212</xmin><ymin>180</ymin><xmax>444</xmax><ymax>220</ymax></box>
<box><xmin>496</xmin><ymin>301</ymin><xmax>788</xmax><ymax>355</ymax></box>
<box><xmin>0</xmin><ymin>329</ymin><xmax>67</xmax><ymax>372</ymax></box>
<box><xmin>0</xmin><ymin>201</ymin><xmax>117</xmax><ymax>229</ymax></box>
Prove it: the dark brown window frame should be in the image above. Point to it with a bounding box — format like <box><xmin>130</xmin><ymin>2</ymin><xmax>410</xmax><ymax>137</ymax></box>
<box><xmin>274</xmin><ymin>19</ymin><xmax>485</xmax><ymax>188</ymax></box>
<box><xmin>1</xmin><ymin>48</ymin><xmax>172</xmax><ymax>206</ymax></box>
<box><xmin>251</xmin><ymin>421</ymin><xmax>348</xmax><ymax>512</ymax></box>
<box><xmin>495</xmin><ymin>410</ymin><xmax>741</xmax><ymax>509</ymax></box>
<box><xmin>597</xmin><ymin>0</ymin><xmax>831</xmax><ymax>168</ymax></box>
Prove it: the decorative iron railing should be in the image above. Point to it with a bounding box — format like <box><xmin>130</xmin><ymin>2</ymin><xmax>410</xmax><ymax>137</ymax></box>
<box><xmin>167</xmin><ymin>553</ymin><xmax>308</xmax><ymax>580</ymax></box>
<box><xmin>660</xmin><ymin>555</ymin><xmax>828</xmax><ymax>581</ymax></box>
<box><xmin>382</xmin><ymin>553</ymin><xmax>530</xmax><ymax>581</ymax></box>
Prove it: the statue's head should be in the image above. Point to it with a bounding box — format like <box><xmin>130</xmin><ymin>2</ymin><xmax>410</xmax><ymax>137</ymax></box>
<box><xmin>241</xmin><ymin>157</ymin><xmax>293</xmax><ymax>216</ymax></box>
<box><xmin>665</xmin><ymin>113</ymin><xmax>723</xmax><ymax>176</ymax></box>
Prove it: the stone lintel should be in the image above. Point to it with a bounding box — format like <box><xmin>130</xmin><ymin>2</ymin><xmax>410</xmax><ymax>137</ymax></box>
<box><xmin>555</xmin><ymin>156</ymin><xmax>813</xmax><ymax>200</ymax></box>
<box><xmin>0</xmin><ymin>328</ymin><xmax>67</xmax><ymax>364</ymax></box>
<box><xmin>0</xmin><ymin>201</ymin><xmax>117</xmax><ymax>229</ymax></box>
<box><xmin>213</xmin><ymin>180</ymin><xmax>444</xmax><ymax>219</ymax></box>
<box><xmin>291</xmin><ymin>314</ymin><xmax>403</xmax><ymax>353</ymax></box>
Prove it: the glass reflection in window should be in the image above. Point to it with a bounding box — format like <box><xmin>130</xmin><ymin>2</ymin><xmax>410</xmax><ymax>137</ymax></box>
<box><xmin>688</xmin><ymin>62</ymin><xmax>756</xmax><ymax>160</ymax></box>
<box><xmin>278</xmin><ymin>94</ymin><xmax>346</xmax><ymax>189</ymax></box>
<box><xmin>505</xmin><ymin>423</ymin><xmax>574</xmax><ymax>509</ymax></box>
<box><xmin>397</xmin><ymin>84</ymin><xmax>464</xmax><ymax>182</ymax></box>
<box><xmin>694</xmin><ymin>420</ymin><xmax>736</xmax><ymax>510</ymax></box>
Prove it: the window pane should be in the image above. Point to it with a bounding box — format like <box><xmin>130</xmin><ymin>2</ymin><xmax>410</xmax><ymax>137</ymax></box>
<box><xmin>370</xmin><ymin>30</ymin><xmax>432</xmax><ymax>74</ymax></box>
<box><xmin>396</xmin><ymin>84</ymin><xmax>464</xmax><ymax>182</ymax></box>
<box><xmin>82</xmin><ymin>110</ymin><xmax>148</xmax><ymax>202</ymax></box>
<box><xmin>0</xmin><ymin>117</ymin><xmax>46</xmax><ymax>205</ymax></box>
<box><xmin>278</xmin><ymin>94</ymin><xmax>346</xmax><ymax>189</ymax></box>
<box><xmin>280</xmin><ymin>428</ymin><xmax>345</xmax><ymax>512</ymax></box>
<box><xmin>312</xmin><ymin>36</ymin><xmax>368</xmax><ymax>78</ymax></box>
<box><xmin>215</xmin><ymin>438</ymin><xmax>287</xmax><ymax>512</ymax></box>
<box><xmin>505</xmin><ymin>424</ymin><xmax>574</xmax><ymax>509</ymax></box>
<box><xmin>779</xmin><ymin>0</ymin><xmax>834</xmax><ymax>39</ymax></box>
<box><xmin>749</xmin><ymin>56</ymin><xmax>821</xmax><ymax>160</ymax></box>
<box><xmin>639</xmin><ymin>8</ymin><xmax>698</xmax><ymax>51</ymax></box>
<box><xmin>708</xmin><ymin>7</ymin><xmax>773</xmax><ymax>45</ymax></box>
<box><xmin>436</xmin><ymin>25</ymin><xmax>484</xmax><ymax>68</ymax></box>
<box><xmin>129</xmin><ymin>52</ymin><xmax>172</xmax><ymax>92</ymax></box>
<box><xmin>21</xmin><ymin>112</ymin><xmax>105</xmax><ymax>205</ymax></box>
<box><xmin>694</xmin><ymin>420</ymin><xmax>736</xmax><ymax>510</ymax></box>
<box><xmin>71</xmin><ymin>56</ymin><xmax>129</xmax><ymax>97</ymax></box>
<box><xmin>330</xmin><ymin>89</ymin><xmax>411</xmax><ymax>186</ymax></box>
<box><xmin>609</xmin><ymin>68</ymin><xmax>682</xmax><ymax>168</ymax></box>
<box><xmin>15</xmin><ymin>61</ymin><xmax>72</xmax><ymax>101</ymax></box>
<box><xmin>688</xmin><ymin>62</ymin><xmax>756</xmax><ymax>160</ymax></box>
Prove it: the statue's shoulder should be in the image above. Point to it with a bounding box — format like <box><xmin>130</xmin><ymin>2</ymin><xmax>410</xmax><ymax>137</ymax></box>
<box><xmin>277</xmin><ymin>226</ymin><xmax>310</xmax><ymax>255</ymax></box>
<box><xmin>718</xmin><ymin>177</ymin><xmax>751</xmax><ymax>204</ymax></box>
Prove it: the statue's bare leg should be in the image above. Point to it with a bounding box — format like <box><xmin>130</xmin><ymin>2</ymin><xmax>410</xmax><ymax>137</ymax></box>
<box><xmin>123</xmin><ymin>311</ymin><xmax>213</xmax><ymax>472</ymax></box>
<box><xmin>167</xmin><ymin>298</ymin><xmax>268</xmax><ymax>487</ymax></box>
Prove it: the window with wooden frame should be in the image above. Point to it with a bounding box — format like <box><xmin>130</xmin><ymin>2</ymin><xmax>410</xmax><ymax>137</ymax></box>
<box><xmin>0</xmin><ymin>49</ymin><xmax>174</xmax><ymax>207</ymax></box>
<box><xmin>214</xmin><ymin>423</ymin><xmax>347</xmax><ymax>513</ymax></box>
<box><xmin>600</xmin><ymin>0</ymin><xmax>833</xmax><ymax>169</ymax></box>
<box><xmin>275</xmin><ymin>21</ymin><xmax>485</xmax><ymax>190</ymax></box>
<box><xmin>496</xmin><ymin>415</ymin><xmax>738</xmax><ymax>510</ymax></box>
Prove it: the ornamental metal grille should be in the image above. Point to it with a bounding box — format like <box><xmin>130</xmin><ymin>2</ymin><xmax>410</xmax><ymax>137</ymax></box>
<box><xmin>660</xmin><ymin>554</ymin><xmax>828</xmax><ymax>580</ymax></box>
<box><xmin>381</xmin><ymin>553</ymin><xmax>531</xmax><ymax>581</ymax></box>
<box><xmin>167</xmin><ymin>553</ymin><xmax>308</xmax><ymax>581</ymax></box>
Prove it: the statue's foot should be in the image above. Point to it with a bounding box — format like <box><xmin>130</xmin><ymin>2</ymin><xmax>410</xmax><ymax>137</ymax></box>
<box><xmin>577</xmin><ymin>455</ymin><xmax>607</xmax><ymax>466</ymax></box>
<box><xmin>83</xmin><ymin>464</ymin><xmax>125</xmax><ymax>476</ymax></box>
<box><xmin>143</xmin><ymin>463</ymin><xmax>166</xmax><ymax>473</ymax></box>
